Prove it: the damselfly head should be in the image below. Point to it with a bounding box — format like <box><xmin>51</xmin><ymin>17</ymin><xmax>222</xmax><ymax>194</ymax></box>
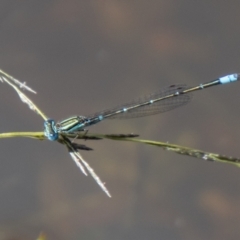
<box><xmin>44</xmin><ymin>119</ymin><xmax>58</xmax><ymax>141</ymax></box>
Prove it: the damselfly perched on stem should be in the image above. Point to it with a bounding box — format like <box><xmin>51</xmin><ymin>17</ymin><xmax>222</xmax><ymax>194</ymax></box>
<box><xmin>0</xmin><ymin>68</ymin><xmax>240</xmax><ymax>197</ymax></box>
<box><xmin>44</xmin><ymin>74</ymin><xmax>239</xmax><ymax>141</ymax></box>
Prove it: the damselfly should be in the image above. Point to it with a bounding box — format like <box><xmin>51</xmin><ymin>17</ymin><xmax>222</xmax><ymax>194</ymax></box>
<box><xmin>1</xmin><ymin>69</ymin><xmax>240</xmax><ymax>197</ymax></box>
<box><xmin>44</xmin><ymin>74</ymin><xmax>239</xmax><ymax>141</ymax></box>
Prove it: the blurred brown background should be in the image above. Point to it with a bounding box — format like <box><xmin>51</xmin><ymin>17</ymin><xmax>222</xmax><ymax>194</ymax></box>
<box><xmin>0</xmin><ymin>1</ymin><xmax>240</xmax><ymax>239</ymax></box>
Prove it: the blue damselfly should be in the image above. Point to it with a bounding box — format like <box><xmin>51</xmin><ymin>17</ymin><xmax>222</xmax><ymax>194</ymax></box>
<box><xmin>44</xmin><ymin>73</ymin><xmax>239</xmax><ymax>141</ymax></box>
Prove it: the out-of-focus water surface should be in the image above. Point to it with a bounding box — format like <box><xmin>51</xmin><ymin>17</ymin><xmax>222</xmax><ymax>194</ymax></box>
<box><xmin>0</xmin><ymin>1</ymin><xmax>240</xmax><ymax>239</ymax></box>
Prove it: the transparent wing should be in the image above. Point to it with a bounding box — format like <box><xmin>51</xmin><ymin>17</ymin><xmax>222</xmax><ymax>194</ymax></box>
<box><xmin>88</xmin><ymin>84</ymin><xmax>192</xmax><ymax>119</ymax></box>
